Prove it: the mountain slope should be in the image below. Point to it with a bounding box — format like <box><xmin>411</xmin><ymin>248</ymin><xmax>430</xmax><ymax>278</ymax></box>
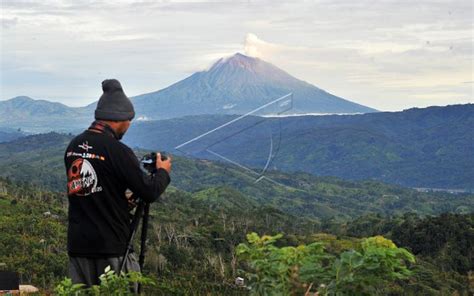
<box><xmin>0</xmin><ymin>53</ymin><xmax>376</xmax><ymax>133</ymax></box>
<box><xmin>0</xmin><ymin>96</ymin><xmax>93</xmax><ymax>132</ymax></box>
<box><xmin>132</xmin><ymin>53</ymin><xmax>376</xmax><ymax>119</ymax></box>
<box><xmin>1</xmin><ymin>177</ymin><xmax>471</xmax><ymax>295</ymax></box>
<box><xmin>123</xmin><ymin>103</ymin><xmax>474</xmax><ymax>190</ymax></box>
<box><xmin>0</xmin><ymin>127</ymin><xmax>26</xmax><ymax>143</ymax></box>
<box><xmin>0</xmin><ymin>132</ymin><xmax>472</xmax><ymax>219</ymax></box>
<box><xmin>0</xmin><ymin>132</ymin><xmax>72</xmax><ymax>189</ymax></box>
<box><xmin>0</xmin><ymin>96</ymin><xmax>76</xmax><ymax>118</ymax></box>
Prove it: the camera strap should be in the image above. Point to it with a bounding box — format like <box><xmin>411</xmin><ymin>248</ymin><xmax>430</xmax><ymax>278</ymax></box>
<box><xmin>88</xmin><ymin>120</ymin><xmax>119</xmax><ymax>140</ymax></box>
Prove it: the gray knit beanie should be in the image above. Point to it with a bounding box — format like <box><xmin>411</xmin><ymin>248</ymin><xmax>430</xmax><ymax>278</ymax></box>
<box><xmin>95</xmin><ymin>79</ymin><xmax>135</xmax><ymax>121</ymax></box>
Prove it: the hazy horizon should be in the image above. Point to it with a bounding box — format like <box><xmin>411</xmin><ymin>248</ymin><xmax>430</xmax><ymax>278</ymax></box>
<box><xmin>1</xmin><ymin>0</ymin><xmax>472</xmax><ymax>112</ymax></box>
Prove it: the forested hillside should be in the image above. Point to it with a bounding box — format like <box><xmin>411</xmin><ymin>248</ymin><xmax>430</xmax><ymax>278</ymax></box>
<box><xmin>0</xmin><ymin>133</ymin><xmax>472</xmax><ymax>220</ymax></box>
<box><xmin>0</xmin><ymin>132</ymin><xmax>472</xmax><ymax>295</ymax></box>
<box><xmin>0</xmin><ymin>178</ymin><xmax>471</xmax><ymax>295</ymax></box>
<box><xmin>124</xmin><ymin>103</ymin><xmax>474</xmax><ymax>190</ymax></box>
<box><xmin>0</xmin><ymin>128</ymin><xmax>26</xmax><ymax>143</ymax></box>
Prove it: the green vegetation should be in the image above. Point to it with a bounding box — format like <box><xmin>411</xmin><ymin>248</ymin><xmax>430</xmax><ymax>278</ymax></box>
<box><xmin>344</xmin><ymin>213</ymin><xmax>474</xmax><ymax>275</ymax></box>
<box><xmin>0</xmin><ymin>132</ymin><xmax>472</xmax><ymax>294</ymax></box>
<box><xmin>324</xmin><ymin>213</ymin><xmax>474</xmax><ymax>295</ymax></box>
<box><xmin>0</xmin><ymin>132</ymin><xmax>70</xmax><ymax>190</ymax></box>
<box><xmin>125</xmin><ymin>104</ymin><xmax>474</xmax><ymax>190</ymax></box>
<box><xmin>1</xmin><ymin>133</ymin><xmax>472</xmax><ymax>220</ymax></box>
<box><xmin>55</xmin><ymin>267</ymin><xmax>155</xmax><ymax>296</ymax></box>
<box><xmin>0</xmin><ymin>179</ymin><xmax>67</xmax><ymax>288</ymax></box>
<box><xmin>0</xmin><ymin>178</ymin><xmax>472</xmax><ymax>295</ymax></box>
<box><xmin>0</xmin><ymin>128</ymin><xmax>25</xmax><ymax>143</ymax></box>
<box><xmin>237</xmin><ymin>233</ymin><xmax>415</xmax><ymax>295</ymax></box>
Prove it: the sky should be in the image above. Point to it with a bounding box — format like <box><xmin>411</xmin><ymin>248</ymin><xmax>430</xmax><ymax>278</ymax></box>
<box><xmin>1</xmin><ymin>0</ymin><xmax>472</xmax><ymax>111</ymax></box>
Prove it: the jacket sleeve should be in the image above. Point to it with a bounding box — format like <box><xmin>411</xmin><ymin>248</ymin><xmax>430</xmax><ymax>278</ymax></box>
<box><xmin>113</xmin><ymin>144</ymin><xmax>171</xmax><ymax>203</ymax></box>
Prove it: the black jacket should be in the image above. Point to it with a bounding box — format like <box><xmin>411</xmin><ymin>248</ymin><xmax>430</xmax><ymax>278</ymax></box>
<box><xmin>64</xmin><ymin>128</ymin><xmax>170</xmax><ymax>257</ymax></box>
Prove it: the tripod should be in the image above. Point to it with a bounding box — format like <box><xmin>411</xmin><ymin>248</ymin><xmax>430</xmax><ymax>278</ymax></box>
<box><xmin>119</xmin><ymin>198</ymin><xmax>150</xmax><ymax>294</ymax></box>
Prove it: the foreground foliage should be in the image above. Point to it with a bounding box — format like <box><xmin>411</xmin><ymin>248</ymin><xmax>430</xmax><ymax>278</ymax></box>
<box><xmin>0</xmin><ymin>178</ymin><xmax>472</xmax><ymax>295</ymax></box>
<box><xmin>55</xmin><ymin>266</ymin><xmax>155</xmax><ymax>296</ymax></box>
<box><xmin>237</xmin><ymin>233</ymin><xmax>415</xmax><ymax>295</ymax></box>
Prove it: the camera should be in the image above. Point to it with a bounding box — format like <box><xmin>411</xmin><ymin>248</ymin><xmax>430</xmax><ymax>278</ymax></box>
<box><xmin>140</xmin><ymin>152</ymin><xmax>168</xmax><ymax>174</ymax></box>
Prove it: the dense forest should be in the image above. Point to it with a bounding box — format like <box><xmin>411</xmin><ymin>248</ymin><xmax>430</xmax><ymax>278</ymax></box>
<box><xmin>0</xmin><ymin>179</ymin><xmax>472</xmax><ymax>294</ymax></box>
<box><xmin>124</xmin><ymin>103</ymin><xmax>474</xmax><ymax>190</ymax></box>
<box><xmin>1</xmin><ymin>133</ymin><xmax>472</xmax><ymax>219</ymax></box>
<box><xmin>0</xmin><ymin>133</ymin><xmax>472</xmax><ymax>295</ymax></box>
<box><xmin>1</xmin><ymin>103</ymin><xmax>473</xmax><ymax>190</ymax></box>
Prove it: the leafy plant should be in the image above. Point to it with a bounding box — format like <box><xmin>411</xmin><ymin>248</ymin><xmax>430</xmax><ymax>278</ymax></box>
<box><xmin>326</xmin><ymin>236</ymin><xmax>415</xmax><ymax>295</ymax></box>
<box><xmin>237</xmin><ymin>233</ymin><xmax>415</xmax><ymax>296</ymax></box>
<box><xmin>54</xmin><ymin>266</ymin><xmax>155</xmax><ymax>296</ymax></box>
<box><xmin>236</xmin><ymin>233</ymin><xmax>333</xmax><ymax>295</ymax></box>
<box><xmin>54</xmin><ymin>278</ymin><xmax>85</xmax><ymax>296</ymax></box>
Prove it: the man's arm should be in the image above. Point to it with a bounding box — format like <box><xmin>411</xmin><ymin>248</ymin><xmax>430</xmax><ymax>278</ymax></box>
<box><xmin>114</xmin><ymin>146</ymin><xmax>171</xmax><ymax>203</ymax></box>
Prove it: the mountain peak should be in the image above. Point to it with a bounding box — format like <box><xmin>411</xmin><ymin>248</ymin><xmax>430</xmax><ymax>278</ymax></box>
<box><xmin>206</xmin><ymin>52</ymin><xmax>296</xmax><ymax>85</ymax></box>
<box><xmin>210</xmin><ymin>52</ymin><xmax>259</xmax><ymax>71</ymax></box>
<box><xmin>3</xmin><ymin>96</ymin><xmax>67</xmax><ymax>108</ymax></box>
<box><xmin>229</xmin><ymin>52</ymin><xmax>256</xmax><ymax>62</ymax></box>
<box><xmin>8</xmin><ymin>96</ymin><xmax>34</xmax><ymax>103</ymax></box>
<box><xmin>131</xmin><ymin>52</ymin><xmax>376</xmax><ymax>117</ymax></box>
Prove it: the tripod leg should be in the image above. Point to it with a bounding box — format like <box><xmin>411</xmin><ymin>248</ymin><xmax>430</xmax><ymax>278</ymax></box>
<box><xmin>120</xmin><ymin>201</ymin><xmax>145</xmax><ymax>274</ymax></box>
<box><xmin>137</xmin><ymin>203</ymin><xmax>150</xmax><ymax>294</ymax></box>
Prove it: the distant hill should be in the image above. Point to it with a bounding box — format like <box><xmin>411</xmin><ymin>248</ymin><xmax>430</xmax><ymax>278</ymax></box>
<box><xmin>123</xmin><ymin>103</ymin><xmax>474</xmax><ymax>190</ymax></box>
<box><xmin>0</xmin><ymin>127</ymin><xmax>26</xmax><ymax>143</ymax></box>
<box><xmin>0</xmin><ymin>53</ymin><xmax>375</xmax><ymax>132</ymax></box>
<box><xmin>0</xmin><ymin>96</ymin><xmax>93</xmax><ymax>132</ymax></box>
<box><xmin>0</xmin><ymin>132</ymin><xmax>72</xmax><ymax>190</ymax></box>
<box><xmin>0</xmin><ymin>132</ymin><xmax>471</xmax><ymax>219</ymax></box>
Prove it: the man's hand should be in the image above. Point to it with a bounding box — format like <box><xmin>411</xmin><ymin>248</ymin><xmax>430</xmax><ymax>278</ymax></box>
<box><xmin>125</xmin><ymin>189</ymin><xmax>138</xmax><ymax>210</ymax></box>
<box><xmin>156</xmin><ymin>152</ymin><xmax>172</xmax><ymax>174</ymax></box>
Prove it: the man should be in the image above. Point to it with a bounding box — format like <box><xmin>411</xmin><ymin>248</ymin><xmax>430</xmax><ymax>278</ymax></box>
<box><xmin>64</xmin><ymin>79</ymin><xmax>172</xmax><ymax>287</ymax></box>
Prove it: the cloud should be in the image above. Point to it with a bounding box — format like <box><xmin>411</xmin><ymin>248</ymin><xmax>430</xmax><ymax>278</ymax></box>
<box><xmin>243</xmin><ymin>33</ymin><xmax>281</xmax><ymax>58</ymax></box>
<box><xmin>1</xmin><ymin>17</ymin><xmax>19</xmax><ymax>29</ymax></box>
<box><xmin>243</xmin><ymin>33</ymin><xmax>311</xmax><ymax>60</ymax></box>
<box><xmin>0</xmin><ymin>0</ymin><xmax>472</xmax><ymax>111</ymax></box>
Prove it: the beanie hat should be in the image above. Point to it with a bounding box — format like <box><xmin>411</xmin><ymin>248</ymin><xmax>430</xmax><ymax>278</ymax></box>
<box><xmin>95</xmin><ymin>79</ymin><xmax>135</xmax><ymax>121</ymax></box>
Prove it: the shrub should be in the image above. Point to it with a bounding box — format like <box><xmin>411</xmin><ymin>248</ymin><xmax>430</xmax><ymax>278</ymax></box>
<box><xmin>54</xmin><ymin>266</ymin><xmax>155</xmax><ymax>296</ymax></box>
<box><xmin>236</xmin><ymin>233</ymin><xmax>415</xmax><ymax>296</ymax></box>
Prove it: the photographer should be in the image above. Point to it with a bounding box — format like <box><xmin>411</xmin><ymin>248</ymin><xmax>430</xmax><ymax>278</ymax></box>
<box><xmin>64</xmin><ymin>79</ymin><xmax>172</xmax><ymax>287</ymax></box>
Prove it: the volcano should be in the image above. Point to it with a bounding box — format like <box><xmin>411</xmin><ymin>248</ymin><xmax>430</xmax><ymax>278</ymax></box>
<box><xmin>0</xmin><ymin>53</ymin><xmax>376</xmax><ymax>132</ymax></box>
<box><xmin>131</xmin><ymin>53</ymin><xmax>376</xmax><ymax>119</ymax></box>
